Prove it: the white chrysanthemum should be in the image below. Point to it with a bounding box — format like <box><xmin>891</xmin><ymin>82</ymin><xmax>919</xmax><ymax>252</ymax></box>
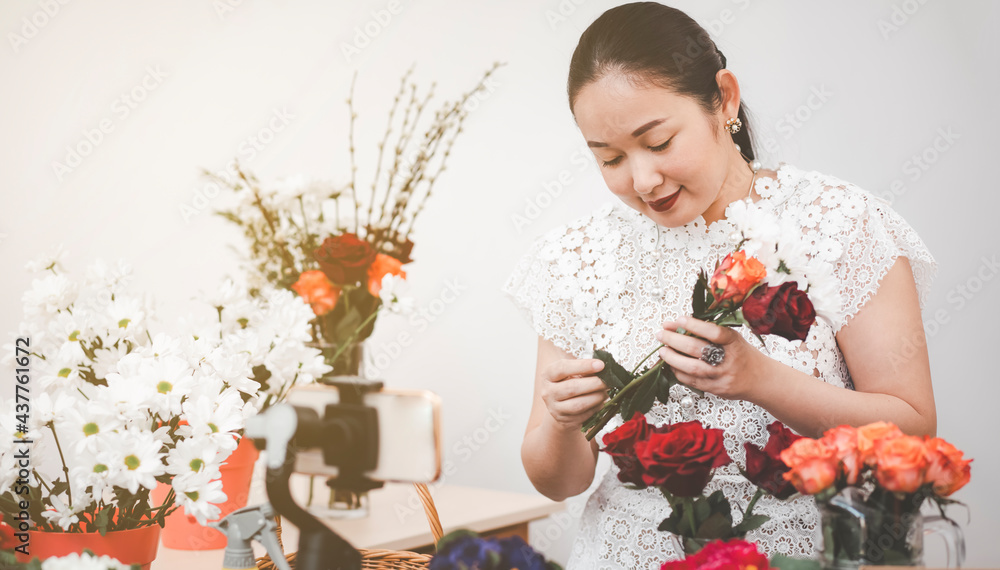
<box><xmin>99</xmin><ymin>296</ymin><xmax>148</xmax><ymax>345</ymax></box>
<box><xmin>83</xmin><ymin>258</ymin><xmax>134</xmax><ymax>294</ymax></box>
<box><xmin>32</xmin><ymin>390</ymin><xmax>77</xmax><ymax>428</ymax></box>
<box><xmin>178</xmin><ymin>388</ymin><xmax>245</xmax><ymax>452</ymax></box>
<box><xmin>22</xmin><ymin>274</ymin><xmax>78</xmax><ymax>316</ymax></box>
<box><xmin>105</xmin><ymin>429</ymin><xmax>166</xmax><ymax>494</ymax></box>
<box><xmin>25</xmin><ymin>245</ymin><xmax>67</xmax><ymax>274</ymax></box>
<box><xmin>41</xmin><ymin>493</ymin><xmax>91</xmax><ymax>531</ymax></box>
<box><xmin>378</xmin><ymin>273</ymin><xmax>415</xmax><ymax>314</ymax></box>
<box><xmin>171</xmin><ymin>469</ymin><xmax>227</xmax><ymax>525</ymax></box>
<box><xmin>57</xmin><ymin>399</ymin><xmax>126</xmax><ymax>454</ymax></box>
<box><xmin>90</xmin><ymin>343</ymin><xmax>132</xmax><ymax>380</ymax></box>
<box><xmin>725</xmin><ymin>199</ymin><xmax>781</xmax><ymax>258</ymax></box>
<box><xmin>165</xmin><ymin>437</ymin><xmax>225</xmax><ymax>479</ymax></box>
<box><xmin>200</xmin><ymin>349</ymin><xmax>259</xmax><ymax>396</ymax></box>
<box><xmin>257</xmin><ymin>288</ymin><xmax>316</xmax><ymax>344</ymax></box>
<box><xmin>804</xmin><ymin>265</ymin><xmax>844</xmax><ymax>326</ymax></box>
<box><xmin>68</xmin><ymin>439</ymin><xmax>119</xmax><ymax>499</ymax></box>
<box><xmin>207</xmin><ymin>278</ymin><xmax>251</xmax><ymax>310</ymax></box>
<box><xmin>41</xmin><ymin>552</ymin><xmax>132</xmax><ymax>570</ymax></box>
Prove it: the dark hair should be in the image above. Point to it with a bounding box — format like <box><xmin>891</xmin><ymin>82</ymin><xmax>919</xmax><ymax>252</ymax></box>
<box><xmin>567</xmin><ymin>2</ymin><xmax>755</xmax><ymax>160</ymax></box>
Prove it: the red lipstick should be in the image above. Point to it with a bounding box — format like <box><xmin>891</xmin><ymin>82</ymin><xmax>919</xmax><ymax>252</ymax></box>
<box><xmin>647</xmin><ymin>189</ymin><xmax>681</xmax><ymax>212</ymax></box>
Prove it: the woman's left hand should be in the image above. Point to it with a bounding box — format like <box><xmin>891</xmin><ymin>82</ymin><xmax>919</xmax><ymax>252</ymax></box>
<box><xmin>655</xmin><ymin>316</ymin><xmax>770</xmax><ymax>401</ymax></box>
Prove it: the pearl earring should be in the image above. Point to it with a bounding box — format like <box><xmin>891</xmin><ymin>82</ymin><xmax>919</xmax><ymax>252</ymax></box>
<box><xmin>725</xmin><ymin>117</ymin><xmax>742</xmax><ymax>135</ymax></box>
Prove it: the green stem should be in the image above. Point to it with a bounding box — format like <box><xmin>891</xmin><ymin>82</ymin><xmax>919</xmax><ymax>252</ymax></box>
<box><xmin>630</xmin><ymin>344</ymin><xmax>663</xmax><ymax>376</ymax></box>
<box><xmin>684</xmin><ymin>497</ymin><xmax>698</xmax><ymax>539</ymax></box>
<box><xmin>48</xmin><ymin>424</ymin><xmax>72</xmax><ymax>507</ymax></box>
<box><xmin>328</xmin><ymin>307</ymin><xmax>382</xmax><ymax>365</ymax></box>
<box><xmin>744</xmin><ymin>487</ymin><xmax>764</xmax><ymax>520</ymax></box>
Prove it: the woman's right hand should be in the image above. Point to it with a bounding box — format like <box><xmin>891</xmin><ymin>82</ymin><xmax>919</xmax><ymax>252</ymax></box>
<box><xmin>538</xmin><ymin>357</ymin><xmax>608</xmax><ymax>432</ymax></box>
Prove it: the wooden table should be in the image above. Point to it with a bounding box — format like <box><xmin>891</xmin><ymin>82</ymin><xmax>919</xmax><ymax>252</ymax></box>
<box><xmin>152</xmin><ymin>479</ymin><xmax>564</xmax><ymax>568</ymax></box>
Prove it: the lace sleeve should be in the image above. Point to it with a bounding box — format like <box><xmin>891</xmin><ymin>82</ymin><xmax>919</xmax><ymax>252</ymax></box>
<box><xmin>501</xmin><ymin>228</ymin><xmax>592</xmax><ymax>360</ymax></box>
<box><xmin>803</xmin><ymin>182</ymin><xmax>937</xmax><ymax>333</ymax></box>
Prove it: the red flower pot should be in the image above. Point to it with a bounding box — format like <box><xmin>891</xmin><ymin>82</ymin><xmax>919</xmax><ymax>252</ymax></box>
<box><xmin>151</xmin><ymin>436</ymin><xmax>260</xmax><ymax>550</ymax></box>
<box><xmin>15</xmin><ymin>525</ymin><xmax>161</xmax><ymax>569</ymax></box>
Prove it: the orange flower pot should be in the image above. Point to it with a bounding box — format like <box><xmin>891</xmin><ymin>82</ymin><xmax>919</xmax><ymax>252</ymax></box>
<box><xmin>15</xmin><ymin>525</ymin><xmax>161</xmax><ymax>569</ymax></box>
<box><xmin>151</xmin><ymin>436</ymin><xmax>260</xmax><ymax>550</ymax></box>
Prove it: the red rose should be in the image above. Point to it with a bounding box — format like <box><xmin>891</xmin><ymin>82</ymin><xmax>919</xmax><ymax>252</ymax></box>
<box><xmin>601</xmin><ymin>412</ymin><xmax>651</xmax><ymax>486</ymax></box>
<box><xmin>742</xmin><ymin>282</ymin><xmax>816</xmax><ymax>342</ymax></box>
<box><xmin>744</xmin><ymin>421</ymin><xmax>803</xmax><ymax>500</ymax></box>
<box><xmin>661</xmin><ymin>539</ymin><xmax>770</xmax><ymax>570</ymax></box>
<box><xmin>635</xmin><ymin>421</ymin><xmax>731</xmax><ymax>497</ymax></box>
<box><xmin>313</xmin><ymin>233</ymin><xmax>377</xmax><ymax>285</ymax></box>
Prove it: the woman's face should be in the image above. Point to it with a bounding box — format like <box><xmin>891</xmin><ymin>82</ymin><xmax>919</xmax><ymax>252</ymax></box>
<box><xmin>572</xmin><ymin>72</ymin><xmax>743</xmax><ymax>227</ymax></box>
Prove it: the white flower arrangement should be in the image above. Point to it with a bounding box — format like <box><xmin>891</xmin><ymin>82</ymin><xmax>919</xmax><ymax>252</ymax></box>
<box><xmin>726</xmin><ymin>198</ymin><xmax>843</xmax><ymax>325</ymax></box>
<box><xmin>38</xmin><ymin>551</ymin><xmax>135</xmax><ymax>570</ymax></box>
<box><xmin>0</xmin><ymin>253</ymin><xmax>255</xmax><ymax>533</ymax></box>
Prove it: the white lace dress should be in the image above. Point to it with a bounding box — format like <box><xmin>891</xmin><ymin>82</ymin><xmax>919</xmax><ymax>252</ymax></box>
<box><xmin>502</xmin><ymin>162</ymin><xmax>936</xmax><ymax>569</ymax></box>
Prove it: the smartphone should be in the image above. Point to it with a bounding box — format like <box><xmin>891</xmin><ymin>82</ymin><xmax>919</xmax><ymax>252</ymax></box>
<box><xmin>283</xmin><ymin>384</ymin><xmax>442</xmax><ymax>483</ymax></box>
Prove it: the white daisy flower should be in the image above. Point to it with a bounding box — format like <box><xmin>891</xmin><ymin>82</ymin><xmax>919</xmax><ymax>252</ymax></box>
<box><xmin>378</xmin><ymin>273</ymin><xmax>415</xmax><ymax>314</ymax></box>
<box><xmin>171</xmin><ymin>469</ymin><xmax>227</xmax><ymax>525</ymax></box>
<box><xmin>22</xmin><ymin>274</ymin><xmax>78</xmax><ymax>315</ymax></box>
<box><xmin>25</xmin><ymin>245</ymin><xmax>67</xmax><ymax>274</ymax></box>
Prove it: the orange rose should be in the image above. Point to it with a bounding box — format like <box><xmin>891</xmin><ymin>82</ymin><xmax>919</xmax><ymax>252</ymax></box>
<box><xmin>873</xmin><ymin>435</ymin><xmax>928</xmax><ymax>494</ymax></box>
<box><xmin>781</xmin><ymin>438</ymin><xmax>838</xmax><ymax>495</ymax></box>
<box><xmin>923</xmin><ymin>437</ymin><xmax>971</xmax><ymax>497</ymax></box>
<box><xmin>367</xmin><ymin>253</ymin><xmax>406</xmax><ymax>297</ymax></box>
<box><xmin>291</xmin><ymin>270</ymin><xmax>341</xmax><ymax>316</ymax></box>
<box><xmin>856</xmin><ymin>421</ymin><xmax>904</xmax><ymax>464</ymax></box>
<box><xmin>821</xmin><ymin>425</ymin><xmax>861</xmax><ymax>485</ymax></box>
<box><xmin>709</xmin><ymin>250</ymin><xmax>766</xmax><ymax>306</ymax></box>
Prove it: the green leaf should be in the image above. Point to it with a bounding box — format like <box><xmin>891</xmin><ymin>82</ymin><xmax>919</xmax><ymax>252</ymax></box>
<box><xmin>655</xmin><ymin>365</ymin><xmax>675</xmax><ymax>404</ymax></box>
<box><xmin>628</xmin><ymin>373</ymin><xmax>658</xmax><ymax>416</ymax></box>
<box><xmin>696</xmin><ymin>512</ymin><xmax>736</xmax><ymax>539</ymax></box>
<box><xmin>593</xmin><ymin>350</ymin><xmax>630</xmax><ymax>391</ymax></box>
<box><xmin>733</xmin><ymin>513</ymin><xmax>770</xmax><ymax>535</ymax></box>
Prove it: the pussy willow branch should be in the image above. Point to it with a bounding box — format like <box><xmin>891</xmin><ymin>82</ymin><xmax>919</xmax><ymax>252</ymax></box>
<box><xmin>378</xmin><ymin>82</ymin><xmax>434</xmax><ymax>230</ymax></box>
<box><xmin>369</xmin><ymin>66</ymin><xmax>412</xmax><ymax>231</ymax></box>
<box><xmin>347</xmin><ymin>70</ymin><xmax>360</xmax><ymax>235</ymax></box>
<box><xmin>399</xmin><ymin>62</ymin><xmax>503</xmax><ymax>242</ymax></box>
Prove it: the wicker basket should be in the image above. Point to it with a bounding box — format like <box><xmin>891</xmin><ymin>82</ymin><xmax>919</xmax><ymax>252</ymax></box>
<box><xmin>256</xmin><ymin>483</ymin><xmax>443</xmax><ymax>569</ymax></box>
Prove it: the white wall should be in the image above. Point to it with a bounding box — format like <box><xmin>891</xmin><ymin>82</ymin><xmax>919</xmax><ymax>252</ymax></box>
<box><xmin>1</xmin><ymin>0</ymin><xmax>997</xmax><ymax>565</ymax></box>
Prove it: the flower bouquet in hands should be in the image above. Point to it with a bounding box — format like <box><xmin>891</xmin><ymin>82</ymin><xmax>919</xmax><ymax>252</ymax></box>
<box><xmin>602</xmin><ymin>413</ymin><xmax>803</xmax><ymax>555</ymax></box>
<box><xmin>581</xmin><ymin>199</ymin><xmax>842</xmax><ymax>440</ymax></box>
<box><xmin>214</xmin><ymin>64</ymin><xmax>501</xmax><ymax>374</ymax></box>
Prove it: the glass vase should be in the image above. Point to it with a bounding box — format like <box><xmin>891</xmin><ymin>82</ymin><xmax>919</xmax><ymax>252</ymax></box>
<box><xmin>308</xmin><ymin>340</ymin><xmax>366</xmax><ymax>378</ymax></box>
<box><xmin>817</xmin><ymin>487</ymin><xmax>965</xmax><ymax>568</ymax></box>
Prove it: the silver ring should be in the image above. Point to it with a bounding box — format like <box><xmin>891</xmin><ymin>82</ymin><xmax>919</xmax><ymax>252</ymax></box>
<box><xmin>700</xmin><ymin>343</ymin><xmax>725</xmax><ymax>367</ymax></box>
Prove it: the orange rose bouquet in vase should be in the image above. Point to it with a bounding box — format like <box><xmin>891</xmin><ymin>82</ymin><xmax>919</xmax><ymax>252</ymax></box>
<box><xmin>781</xmin><ymin>422</ymin><xmax>971</xmax><ymax>568</ymax></box>
<box><xmin>214</xmin><ymin>64</ymin><xmax>500</xmax><ymax>376</ymax></box>
<box><xmin>582</xmin><ymin>200</ymin><xmax>842</xmax><ymax>440</ymax></box>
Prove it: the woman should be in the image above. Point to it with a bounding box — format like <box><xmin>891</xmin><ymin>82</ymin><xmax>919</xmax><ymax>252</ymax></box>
<box><xmin>502</xmin><ymin>2</ymin><xmax>938</xmax><ymax>568</ymax></box>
